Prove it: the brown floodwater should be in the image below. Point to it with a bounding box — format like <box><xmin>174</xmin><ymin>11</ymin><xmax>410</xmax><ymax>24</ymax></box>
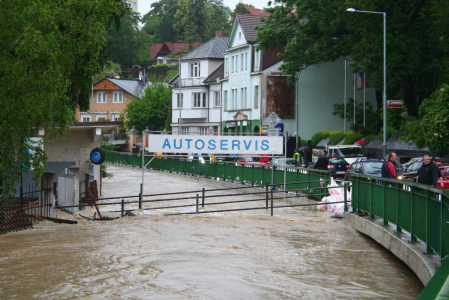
<box><xmin>0</xmin><ymin>165</ymin><xmax>423</xmax><ymax>299</ymax></box>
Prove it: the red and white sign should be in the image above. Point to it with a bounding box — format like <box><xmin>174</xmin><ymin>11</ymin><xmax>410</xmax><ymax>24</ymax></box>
<box><xmin>387</xmin><ymin>100</ymin><xmax>404</xmax><ymax>108</ymax></box>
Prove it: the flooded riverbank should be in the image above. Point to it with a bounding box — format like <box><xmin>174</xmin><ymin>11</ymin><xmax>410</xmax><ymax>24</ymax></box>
<box><xmin>0</xmin><ymin>165</ymin><xmax>423</xmax><ymax>299</ymax></box>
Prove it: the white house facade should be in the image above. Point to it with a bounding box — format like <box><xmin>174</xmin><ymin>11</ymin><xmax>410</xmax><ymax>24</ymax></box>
<box><xmin>169</xmin><ymin>34</ymin><xmax>229</xmax><ymax>135</ymax></box>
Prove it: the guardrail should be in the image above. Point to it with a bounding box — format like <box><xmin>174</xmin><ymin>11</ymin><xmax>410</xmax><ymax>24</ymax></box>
<box><xmin>352</xmin><ymin>174</ymin><xmax>449</xmax><ymax>296</ymax></box>
<box><xmin>105</xmin><ymin>152</ymin><xmax>332</xmax><ymax>198</ymax></box>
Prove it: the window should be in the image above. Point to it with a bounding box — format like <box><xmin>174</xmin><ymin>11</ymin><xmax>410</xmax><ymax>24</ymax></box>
<box><xmin>245</xmin><ymin>52</ymin><xmax>248</xmax><ymax>70</ymax></box>
<box><xmin>177</xmin><ymin>93</ymin><xmax>183</xmax><ymax>108</ymax></box>
<box><xmin>223</xmin><ymin>91</ymin><xmax>228</xmax><ymax>110</ymax></box>
<box><xmin>96</xmin><ymin>115</ymin><xmax>107</xmax><ymax>121</ymax></box>
<box><xmin>113</xmin><ymin>91</ymin><xmax>123</xmax><ymax>103</ymax></box>
<box><xmin>242</xmin><ymin>87</ymin><xmax>247</xmax><ymax>108</ymax></box>
<box><xmin>199</xmin><ymin>126</ymin><xmax>208</xmax><ymax>135</ymax></box>
<box><xmin>241</xmin><ymin>53</ymin><xmax>244</xmax><ymax>71</ymax></box>
<box><xmin>225</xmin><ymin>57</ymin><xmax>228</xmax><ymax>74</ymax></box>
<box><xmin>233</xmin><ymin>88</ymin><xmax>237</xmax><ymax>110</ymax></box>
<box><xmin>254</xmin><ymin>85</ymin><xmax>259</xmax><ymax>108</ymax></box>
<box><xmin>112</xmin><ymin>115</ymin><xmax>120</xmax><ymax>122</ymax></box>
<box><xmin>230</xmin><ymin>89</ymin><xmax>234</xmax><ymax>110</ymax></box>
<box><xmin>193</xmin><ymin>93</ymin><xmax>207</xmax><ymax>108</ymax></box>
<box><xmin>214</xmin><ymin>91</ymin><xmax>220</xmax><ymax>107</ymax></box>
<box><xmin>231</xmin><ymin>56</ymin><xmax>234</xmax><ymax>73</ymax></box>
<box><xmin>255</xmin><ymin>50</ymin><xmax>260</xmax><ymax>69</ymax></box>
<box><xmin>181</xmin><ymin>127</ymin><xmax>189</xmax><ymax>135</ymax></box>
<box><xmin>190</xmin><ymin>62</ymin><xmax>200</xmax><ymax>77</ymax></box>
<box><xmin>97</xmin><ymin>92</ymin><xmax>106</xmax><ymax>103</ymax></box>
<box><xmin>235</xmin><ymin>55</ymin><xmax>238</xmax><ymax>72</ymax></box>
<box><xmin>82</xmin><ymin>115</ymin><xmax>91</xmax><ymax>122</ymax></box>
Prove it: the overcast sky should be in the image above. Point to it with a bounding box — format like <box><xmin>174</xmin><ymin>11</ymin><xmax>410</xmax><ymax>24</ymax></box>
<box><xmin>138</xmin><ymin>0</ymin><xmax>270</xmax><ymax>17</ymax></box>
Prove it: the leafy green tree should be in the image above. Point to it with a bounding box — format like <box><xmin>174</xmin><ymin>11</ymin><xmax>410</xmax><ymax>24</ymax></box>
<box><xmin>230</xmin><ymin>2</ymin><xmax>254</xmax><ymax>22</ymax></box>
<box><xmin>257</xmin><ymin>0</ymin><xmax>449</xmax><ymax>117</ymax></box>
<box><xmin>332</xmin><ymin>99</ymin><xmax>381</xmax><ymax>134</ymax></box>
<box><xmin>125</xmin><ymin>82</ymin><xmax>172</xmax><ymax>132</ymax></box>
<box><xmin>174</xmin><ymin>0</ymin><xmax>214</xmax><ymax>42</ymax></box>
<box><xmin>104</xmin><ymin>11</ymin><xmax>155</xmax><ymax>66</ymax></box>
<box><xmin>0</xmin><ymin>0</ymin><xmax>126</xmax><ymax>198</ymax></box>
<box><xmin>421</xmin><ymin>85</ymin><xmax>449</xmax><ymax>156</ymax></box>
<box><xmin>93</xmin><ymin>61</ymin><xmax>121</xmax><ymax>83</ymax></box>
<box><xmin>141</xmin><ymin>0</ymin><xmax>180</xmax><ymax>43</ymax></box>
<box><xmin>208</xmin><ymin>0</ymin><xmax>232</xmax><ymax>36</ymax></box>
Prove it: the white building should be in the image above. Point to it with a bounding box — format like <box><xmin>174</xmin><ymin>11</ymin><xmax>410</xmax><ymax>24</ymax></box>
<box><xmin>169</xmin><ymin>33</ymin><xmax>229</xmax><ymax>135</ymax></box>
<box><xmin>124</xmin><ymin>0</ymin><xmax>138</xmax><ymax>12</ymax></box>
<box><xmin>222</xmin><ymin>13</ymin><xmax>377</xmax><ymax>140</ymax></box>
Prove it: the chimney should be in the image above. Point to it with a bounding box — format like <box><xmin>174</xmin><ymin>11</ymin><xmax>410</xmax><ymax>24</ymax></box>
<box><xmin>216</xmin><ymin>27</ymin><xmax>226</xmax><ymax>37</ymax></box>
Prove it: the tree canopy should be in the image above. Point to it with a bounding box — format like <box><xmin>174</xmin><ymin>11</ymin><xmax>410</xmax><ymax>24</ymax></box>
<box><xmin>257</xmin><ymin>0</ymin><xmax>449</xmax><ymax>117</ymax></box>
<box><xmin>0</xmin><ymin>0</ymin><xmax>127</xmax><ymax>197</ymax></box>
<box><xmin>125</xmin><ymin>82</ymin><xmax>172</xmax><ymax>133</ymax></box>
<box><xmin>104</xmin><ymin>11</ymin><xmax>157</xmax><ymax>66</ymax></box>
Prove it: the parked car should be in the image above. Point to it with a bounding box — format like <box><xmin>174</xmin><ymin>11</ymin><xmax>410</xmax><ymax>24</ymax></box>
<box><xmin>236</xmin><ymin>154</ymin><xmax>270</xmax><ymax>167</ymax></box>
<box><xmin>437</xmin><ymin>165</ymin><xmax>449</xmax><ymax>189</ymax></box>
<box><xmin>344</xmin><ymin>159</ymin><xmax>384</xmax><ymax>181</ymax></box>
<box><xmin>309</xmin><ymin>156</ymin><xmax>351</xmax><ymax>177</ymax></box>
<box><xmin>398</xmin><ymin>159</ymin><xmax>449</xmax><ymax>182</ymax></box>
<box><xmin>271</xmin><ymin>158</ymin><xmax>302</xmax><ymax>168</ymax></box>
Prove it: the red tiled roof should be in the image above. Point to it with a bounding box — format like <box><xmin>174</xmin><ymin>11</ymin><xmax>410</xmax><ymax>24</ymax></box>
<box><xmin>149</xmin><ymin>43</ymin><xmax>164</xmax><ymax>59</ymax></box>
<box><xmin>237</xmin><ymin>14</ymin><xmax>266</xmax><ymax>43</ymax></box>
<box><xmin>245</xmin><ymin>6</ymin><xmax>271</xmax><ymax>17</ymax></box>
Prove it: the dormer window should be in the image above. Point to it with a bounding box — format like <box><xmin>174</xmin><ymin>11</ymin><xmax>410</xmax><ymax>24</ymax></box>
<box><xmin>190</xmin><ymin>62</ymin><xmax>200</xmax><ymax>78</ymax></box>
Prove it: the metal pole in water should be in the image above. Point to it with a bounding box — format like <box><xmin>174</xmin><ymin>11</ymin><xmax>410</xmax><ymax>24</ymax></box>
<box><xmin>266</xmin><ymin>183</ymin><xmax>269</xmax><ymax>208</ymax></box>
<box><xmin>139</xmin><ymin>184</ymin><xmax>143</xmax><ymax>209</ymax></box>
<box><xmin>196</xmin><ymin>194</ymin><xmax>199</xmax><ymax>213</ymax></box>
<box><xmin>202</xmin><ymin>188</ymin><xmax>205</xmax><ymax>208</ymax></box>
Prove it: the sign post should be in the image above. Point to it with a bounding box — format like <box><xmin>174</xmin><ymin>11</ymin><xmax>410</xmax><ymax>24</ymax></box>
<box><xmin>387</xmin><ymin>100</ymin><xmax>404</xmax><ymax>108</ymax></box>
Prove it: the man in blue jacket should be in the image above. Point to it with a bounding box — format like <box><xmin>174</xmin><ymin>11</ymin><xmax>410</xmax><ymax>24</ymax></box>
<box><xmin>381</xmin><ymin>152</ymin><xmax>397</xmax><ymax>179</ymax></box>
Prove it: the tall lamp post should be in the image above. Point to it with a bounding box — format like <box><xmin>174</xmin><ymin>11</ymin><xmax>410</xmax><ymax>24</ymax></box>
<box><xmin>347</xmin><ymin>8</ymin><xmax>387</xmax><ymax>157</ymax></box>
<box><xmin>158</xmin><ymin>56</ymin><xmax>182</xmax><ymax>135</ymax></box>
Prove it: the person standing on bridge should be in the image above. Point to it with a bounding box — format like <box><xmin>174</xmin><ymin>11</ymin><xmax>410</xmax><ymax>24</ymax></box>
<box><xmin>381</xmin><ymin>152</ymin><xmax>397</xmax><ymax>179</ymax></box>
<box><xmin>293</xmin><ymin>149</ymin><xmax>301</xmax><ymax>163</ymax></box>
<box><xmin>417</xmin><ymin>155</ymin><xmax>439</xmax><ymax>187</ymax></box>
<box><xmin>314</xmin><ymin>150</ymin><xmax>329</xmax><ymax>170</ymax></box>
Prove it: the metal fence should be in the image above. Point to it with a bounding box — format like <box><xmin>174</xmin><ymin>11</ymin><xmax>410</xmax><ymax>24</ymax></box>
<box><xmin>105</xmin><ymin>152</ymin><xmax>333</xmax><ymax>198</ymax></box>
<box><xmin>351</xmin><ymin>174</ymin><xmax>449</xmax><ymax>259</ymax></box>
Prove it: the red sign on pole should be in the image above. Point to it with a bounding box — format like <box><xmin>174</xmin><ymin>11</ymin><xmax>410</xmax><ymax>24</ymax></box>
<box><xmin>387</xmin><ymin>100</ymin><xmax>404</xmax><ymax>108</ymax></box>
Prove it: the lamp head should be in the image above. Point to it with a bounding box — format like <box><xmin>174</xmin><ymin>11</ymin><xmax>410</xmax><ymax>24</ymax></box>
<box><xmin>346</xmin><ymin>8</ymin><xmax>356</xmax><ymax>12</ymax></box>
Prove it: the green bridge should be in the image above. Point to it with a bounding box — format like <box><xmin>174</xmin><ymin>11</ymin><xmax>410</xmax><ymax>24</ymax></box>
<box><xmin>106</xmin><ymin>152</ymin><xmax>449</xmax><ymax>299</ymax></box>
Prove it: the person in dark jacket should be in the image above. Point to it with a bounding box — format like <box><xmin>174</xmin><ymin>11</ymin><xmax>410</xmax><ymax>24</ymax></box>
<box><xmin>314</xmin><ymin>150</ymin><xmax>329</xmax><ymax>170</ymax></box>
<box><xmin>381</xmin><ymin>152</ymin><xmax>397</xmax><ymax>179</ymax></box>
<box><xmin>417</xmin><ymin>155</ymin><xmax>439</xmax><ymax>186</ymax></box>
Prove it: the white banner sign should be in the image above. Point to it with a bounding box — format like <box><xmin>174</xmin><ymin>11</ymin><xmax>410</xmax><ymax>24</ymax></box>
<box><xmin>147</xmin><ymin>135</ymin><xmax>283</xmax><ymax>154</ymax></box>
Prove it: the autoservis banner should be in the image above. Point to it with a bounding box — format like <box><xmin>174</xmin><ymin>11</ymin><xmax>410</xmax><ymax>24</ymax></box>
<box><xmin>147</xmin><ymin>135</ymin><xmax>283</xmax><ymax>154</ymax></box>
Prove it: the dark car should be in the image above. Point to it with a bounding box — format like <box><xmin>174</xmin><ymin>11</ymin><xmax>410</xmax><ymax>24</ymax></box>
<box><xmin>344</xmin><ymin>159</ymin><xmax>384</xmax><ymax>181</ymax></box>
<box><xmin>398</xmin><ymin>161</ymin><xmax>421</xmax><ymax>182</ymax></box>
<box><xmin>309</xmin><ymin>156</ymin><xmax>350</xmax><ymax>177</ymax></box>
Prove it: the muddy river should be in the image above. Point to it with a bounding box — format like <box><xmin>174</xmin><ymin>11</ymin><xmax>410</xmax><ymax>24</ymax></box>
<box><xmin>0</xmin><ymin>165</ymin><xmax>423</xmax><ymax>299</ymax></box>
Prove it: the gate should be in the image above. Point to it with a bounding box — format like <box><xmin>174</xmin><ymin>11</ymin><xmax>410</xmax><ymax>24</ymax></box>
<box><xmin>58</xmin><ymin>173</ymin><xmax>75</xmax><ymax>213</ymax></box>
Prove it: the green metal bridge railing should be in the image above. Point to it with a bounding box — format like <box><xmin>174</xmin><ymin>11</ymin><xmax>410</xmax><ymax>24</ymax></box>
<box><xmin>105</xmin><ymin>152</ymin><xmax>332</xmax><ymax>198</ymax></box>
<box><xmin>352</xmin><ymin>174</ymin><xmax>449</xmax><ymax>299</ymax></box>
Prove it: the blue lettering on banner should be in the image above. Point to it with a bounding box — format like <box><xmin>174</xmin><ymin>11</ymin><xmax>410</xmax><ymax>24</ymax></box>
<box><xmin>261</xmin><ymin>140</ymin><xmax>269</xmax><ymax>150</ymax></box>
<box><xmin>174</xmin><ymin>139</ymin><xmax>182</xmax><ymax>149</ymax></box>
<box><xmin>243</xmin><ymin>140</ymin><xmax>252</xmax><ymax>150</ymax></box>
<box><xmin>163</xmin><ymin>139</ymin><xmax>171</xmax><ymax>149</ymax></box>
<box><xmin>195</xmin><ymin>140</ymin><xmax>205</xmax><ymax>150</ymax></box>
<box><xmin>185</xmin><ymin>139</ymin><xmax>193</xmax><ymax>149</ymax></box>
<box><xmin>255</xmin><ymin>140</ymin><xmax>258</xmax><ymax>150</ymax></box>
<box><xmin>208</xmin><ymin>140</ymin><xmax>216</xmax><ymax>150</ymax></box>
<box><xmin>232</xmin><ymin>140</ymin><xmax>240</xmax><ymax>150</ymax></box>
<box><xmin>220</xmin><ymin>140</ymin><xmax>228</xmax><ymax>150</ymax></box>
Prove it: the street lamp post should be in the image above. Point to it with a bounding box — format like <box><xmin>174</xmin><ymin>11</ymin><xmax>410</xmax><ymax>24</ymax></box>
<box><xmin>158</xmin><ymin>56</ymin><xmax>182</xmax><ymax>135</ymax></box>
<box><xmin>347</xmin><ymin>8</ymin><xmax>387</xmax><ymax>157</ymax></box>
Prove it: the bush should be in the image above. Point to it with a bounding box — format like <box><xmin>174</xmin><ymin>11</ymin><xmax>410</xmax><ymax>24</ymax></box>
<box><xmin>328</xmin><ymin>131</ymin><xmax>345</xmax><ymax>145</ymax></box>
<box><xmin>344</xmin><ymin>131</ymin><xmax>363</xmax><ymax>145</ymax></box>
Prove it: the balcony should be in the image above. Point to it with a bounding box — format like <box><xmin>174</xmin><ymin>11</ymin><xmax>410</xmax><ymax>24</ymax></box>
<box><xmin>172</xmin><ymin>77</ymin><xmax>207</xmax><ymax>88</ymax></box>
